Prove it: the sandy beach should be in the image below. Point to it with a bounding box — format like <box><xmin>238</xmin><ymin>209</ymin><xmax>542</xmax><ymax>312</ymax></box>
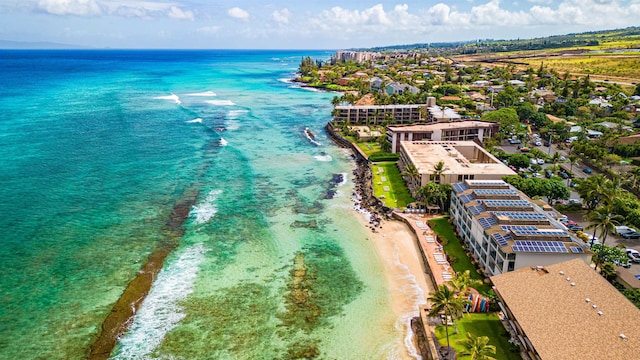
<box><xmin>359</xmin><ymin>215</ymin><xmax>434</xmax><ymax>359</ymax></box>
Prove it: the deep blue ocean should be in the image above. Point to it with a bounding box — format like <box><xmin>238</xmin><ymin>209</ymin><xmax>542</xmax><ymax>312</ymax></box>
<box><xmin>0</xmin><ymin>50</ymin><xmax>416</xmax><ymax>359</ymax></box>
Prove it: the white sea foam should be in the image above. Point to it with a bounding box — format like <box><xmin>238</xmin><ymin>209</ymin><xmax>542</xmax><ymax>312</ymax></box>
<box><xmin>186</xmin><ymin>91</ymin><xmax>217</xmax><ymax>97</ymax></box>
<box><xmin>191</xmin><ymin>189</ymin><xmax>222</xmax><ymax>224</ymax></box>
<box><xmin>112</xmin><ymin>243</ymin><xmax>208</xmax><ymax>359</ymax></box>
<box><xmin>205</xmin><ymin>100</ymin><xmax>235</xmax><ymax>106</ymax></box>
<box><xmin>314</xmin><ymin>155</ymin><xmax>333</xmax><ymax>162</ymax></box>
<box><xmin>154</xmin><ymin>93</ymin><xmax>181</xmax><ymax>104</ymax></box>
<box><xmin>390</xmin><ymin>240</ymin><xmax>426</xmax><ymax>360</ymax></box>
<box><xmin>227</xmin><ymin>109</ymin><xmax>249</xmax><ymax>119</ymax></box>
<box><xmin>278</xmin><ymin>78</ymin><xmax>294</xmax><ymax>84</ymax></box>
<box><xmin>186</xmin><ymin>118</ymin><xmax>202</xmax><ymax>123</ymax></box>
<box><xmin>219</xmin><ymin>138</ymin><xmax>228</xmax><ymax>147</ymax></box>
<box><xmin>225</xmin><ymin>120</ymin><xmax>240</xmax><ymax>131</ymax></box>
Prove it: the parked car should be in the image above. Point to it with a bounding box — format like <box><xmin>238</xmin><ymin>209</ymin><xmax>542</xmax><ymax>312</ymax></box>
<box><xmin>615</xmin><ymin>226</ymin><xmax>637</xmax><ymax>234</ymax></box>
<box><xmin>508</xmin><ymin>138</ymin><xmax>521</xmax><ymax>144</ymax></box>
<box><xmin>520</xmin><ymin>147</ymin><xmax>530</xmax><ymax>152</ymax></box>
<box><xmin>537</xmin><ymin>158</ymin><xmax>545</xmax><ymax>165</ymax></box>
<box><xmin>559</xmin><ymin>172</ymin><xmax>569</xmax><ymax>179</ymax></box>
<box><xmin>621</xmin><ymin>231</ymin><xmax>640</xmax><ymax>239</ymax></box>
<box><xmin>567</xmin><ymin>224</ymin><xmax>584</xmax><ymax>232</ymax></box>
<box><xmin>583</xmin><ymin>167</ymin><xmax>592</xmax><ymax>174</ymax></box>
<box><xmin>615</xmin><ymin>258</ymin><xmax>632</xmax><ymax>268</ymax></box>
<box><xmin>534</xmin><ymin>141</ymin><xmax>542</xmax><ymax>146</ymax></box>
<box><xmin>627</xmin><ymin>249</ymin><xmax>640</xmax><ymax>263</ymax></box>
<box><xmin>545</xmin><ymin>169</ymin><xmax>553</xmax><ymax>178</ymax></box>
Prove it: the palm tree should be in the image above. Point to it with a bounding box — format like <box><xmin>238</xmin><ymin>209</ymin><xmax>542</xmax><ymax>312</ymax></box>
<box><xmin>584</xmin><ymin>206</ymin><xmax>624</xmax><ymax>246</ymax></box>
<box><xmin>628</xmin><ymin>166</ymin><xmax>640</xmax><ymax>190</ymax></box>
<box><xmin>458</xmin><ymin>333</ymin><xmax>497</xmax><ymax>360</ymax></box>
<box><xmin>568</xmin><ymin>154</ymin><xmax>579</xmax><ymax>173</ymax></box>
<box><xmin>428</xmin><ymin>285</ymin><xmax>470</xmax><ymax>353</ymax></box>
<box><xmin>401</xmin><ymin>163</ymin><xmax>421</xmax><ymax>194</ymax></box>
<box><xmin>450</xmin><ymin>270</ymin><xmax>483</xmax><ymax>297</ymax></box>
<box><xmin>432</xmin><ymin>160</ymin><xmax>449</xmax><ymax>184</ymax></box>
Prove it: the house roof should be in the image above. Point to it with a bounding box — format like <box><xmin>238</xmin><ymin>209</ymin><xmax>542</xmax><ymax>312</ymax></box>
<box><xmin>491</xmin><ymin>258</ymin><xmax>640</xmax><ymax>360</ymax></box>
<box><xmin>618</xmin><ymin>134</ymin><xmax>640</xmax><ymax>145</ymax></box>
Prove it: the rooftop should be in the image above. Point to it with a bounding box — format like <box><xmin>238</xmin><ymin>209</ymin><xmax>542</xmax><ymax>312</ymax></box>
<box><xmin>401</xmin><ymin>141</ymin><xmax>516</xmax><ymax>177</ymax></box>
<box><xmin>491</xmin><ymin>259</ymin><xmax>640</xmax><ymax>360</ymax></box>
<box><xmin>387</xmin><ymin>120</ymin><xmax>497</xmax><ymax>132</ymax></box>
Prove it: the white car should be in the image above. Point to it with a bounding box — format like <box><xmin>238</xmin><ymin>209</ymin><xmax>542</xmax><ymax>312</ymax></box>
<box><xmin>627</xmin><ymin>249</ymin><xmax>640</xmax><ymax>263</ymax></box>
<box><xmin>537</xmin><ymin>158</ymin><xmax>545</xmax><ymax>165</ymax></box>
<box><xmin>534</xmin><ymin>141</ymin><xmax>542</xmax><ymax>146</ymax></box>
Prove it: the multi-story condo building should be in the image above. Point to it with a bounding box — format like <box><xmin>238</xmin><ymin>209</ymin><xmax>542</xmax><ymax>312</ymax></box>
<box><xmin>398</xmin><ymin>141</ymin><xmax>516</xmax><ymax>191</ymax></box>
<box><xmin>332</xmin><ymin>104</ymin><xmax>428</xmax><ymax>125</ymax></box>
<box><xmin>449</xmin><ymin>180</ymin><xmax>591</xmax><ymax>276</ymax></box>
<box><xmin>386</xmin><ymin>121</ymin><xmax>499</xmax><ymax>153</ymax></box>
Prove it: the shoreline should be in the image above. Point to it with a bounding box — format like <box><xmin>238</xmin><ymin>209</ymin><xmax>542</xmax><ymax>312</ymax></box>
<box><xmin>340</xmin><ymin>123</ymin><xmax>433</xmax><ymax>359</ymax></box>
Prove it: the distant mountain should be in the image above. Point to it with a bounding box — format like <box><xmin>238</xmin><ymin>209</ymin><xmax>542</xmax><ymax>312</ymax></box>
<box><xmin>0</xmin><ymin>40</ymin><xmax>90</xmax><ymax>49</ymax></box>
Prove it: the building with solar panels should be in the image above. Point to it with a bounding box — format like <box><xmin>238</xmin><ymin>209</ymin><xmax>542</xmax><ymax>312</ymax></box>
<box><xmin>449</xmin><ymin>179</ymin><xmax>592</xmax><ymax>276</ymax></box>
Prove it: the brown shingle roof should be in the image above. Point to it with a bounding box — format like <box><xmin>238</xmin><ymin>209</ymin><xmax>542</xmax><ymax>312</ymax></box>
<box><xmin>491</xmin><ymin>259</ymin><xmax>640</xmax><ymax>360</ymax></box>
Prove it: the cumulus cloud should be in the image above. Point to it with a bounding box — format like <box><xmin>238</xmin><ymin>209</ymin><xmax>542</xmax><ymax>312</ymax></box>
<box><xmin>310</xmin><ymin>4</ymin><xmax>423</xmax><ymax>33</ymax></box>
<box><xmin>35</xmin><ymin>0</ymin><xmax>195</xmax><ymax>20</ymax></box>
<box><xmin>228</xmin><ymin>7</ymin><xmax>249</xmax><ymax>21</ymax></box>
<box><xmin>37</xmin><ymin>0</ymin><xmax>102</xmax><ymax>16</ymax></box>
<box><xmin>167</xmin><ymin>5</ymin><xmax>193</xmax><ymax>20</ymax></box>
<box><xmin>272</xmin><ymin>8</ymin><xmax>290</xmax><ymax>24</ymax></box>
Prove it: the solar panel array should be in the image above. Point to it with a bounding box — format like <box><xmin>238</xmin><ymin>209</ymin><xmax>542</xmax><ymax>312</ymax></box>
<box><xmin>469</xmin><ymin>205</ymin><xmax>486</xmax><ymax>215</ymax></box>
<box><xmin>469</xmin><ymin>180</ymin><xmax>508</xmax><ymax>187</ymax></box>
<box><xmin>512</xmin><ymin>240</ymin><xmax>569</xmax><ymax>253</ymax></box>
<box><xmin>452</xmin><ymin>182</ymin><xmax>469</xmax><ymax>193</ymax></box>
<box><xmin>483</xmin><ymin>199</ymin><xmax>531</xmax><ymax>208</ymax></box>
<box><xmin>493</xmin><ymin>211</ymin><xmax>548</xmax><ymax>221</ymax></box>
<box><xmin>511</xmin><ymin>228</ymin><xmax>567</xmax><ymax>236</ymax></box>
<box><xmin>570</xmin><ymin>246</ymin><xmax>585</xmax><ymax>253</ymax></box>
<box><xmin>460</xmin><ymin>194</ymin><xmax>476</xmax><ymax>204</ymax></box>
<box><xmin>501</xmin><ymin>225</ymin><xmax>537</xmax><ymax>232</ymax></box>
<box><xmin>492</xmin><ymin>232</ymin><xmax>512</xmax><ymax>247</ymax></box>
<box><xmin>478</xmin><ymin>217</ymin><xmax>498</xmax><ymax>229</ymax></box>
<box><xmin>473</xmin><ymin>189</ymin><xmax>519</xmax><ymax>196</ymax></box>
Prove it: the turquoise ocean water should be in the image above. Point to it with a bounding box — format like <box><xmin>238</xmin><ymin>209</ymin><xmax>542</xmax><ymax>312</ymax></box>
<box><xmin>0</xmin><ymin>50</ymin><xmax>418</xmax><ymax>359</ymax></box>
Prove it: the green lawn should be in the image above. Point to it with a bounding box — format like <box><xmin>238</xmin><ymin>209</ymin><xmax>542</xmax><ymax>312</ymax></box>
<box><xmin>355</xmin><ymin>141</ymin><xmax>381</xmax><ymax>157</ymax></box>
<box><xmin>434</xmin><ymin>313</ymin><xmax>521</xmax><ymax>360</ymax></box>
<box><xmin>372</xmin><ymin>162</ymin><xmax>414</xmax><ymax>208</ymax></box>
<box><xmin>428</xmin><ymin>217</ymin><xmax>491</xmax><ymax>294</ymax></box>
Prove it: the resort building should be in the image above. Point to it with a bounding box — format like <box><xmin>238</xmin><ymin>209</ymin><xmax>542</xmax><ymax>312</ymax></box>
<box><xmin>332</xmin><ymin>104</ymin><xmax>428</xmax><ymax>125</ymax></box>
<box><xmin>491</xmin><ymin>259</ymin><xmax>640</xmax><ymax>360</ymax></box>
<box><xmin>449</xmin><ymin>180</ymin><xmax>592</xmax><ymax>277</ymax></box>
<box><xmin>386</xmin><ymin>121</ymin><xmax>499</xmax><ymax>153</ymax></box>
<box><xmin>426</xmin><ymin>106</ymin><xmax>462</xmax><ymax>122</ymax></box>
<box><xmin>398</xmin><ymin>142</ymin><xmax>516</xmax><ymax>190</ymax></box>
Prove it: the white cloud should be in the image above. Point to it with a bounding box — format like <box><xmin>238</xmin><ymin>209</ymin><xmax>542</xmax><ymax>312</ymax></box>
<box><xmin>167</xmin><ymin>5</ymin><xmax>193</xmax><ymax>20</ymax></box>
<box><xmin>228</xmin><ymin>7</ymin><xmax>249</xmax><ymax>21</ymax></box>
<box><xmin>272</xmin><ymin>8</ymin><xmax>290</xmax><ymax>24</ymax></box>
<box><xmin>35</xmin><ymin>0</ymin><xmax>195</xmax><ymax>20</ymax></box>
<box><xmin>310</xmin><ymin>4</ymin><xmax>423</xmax><ymax>33</ymax></box>
<box><xmin>37</xmin><ymin>0</ymin><xmax>102</xmax><ymax>16</ymax></box>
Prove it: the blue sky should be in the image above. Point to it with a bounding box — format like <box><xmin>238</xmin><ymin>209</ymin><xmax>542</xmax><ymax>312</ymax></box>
<box><xmin>1</xmin><ymin>0</ymin><xmax>639</xmax><ymax>49</ymax></box>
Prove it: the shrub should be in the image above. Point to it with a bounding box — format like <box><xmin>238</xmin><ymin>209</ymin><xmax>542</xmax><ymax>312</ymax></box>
<box><xmin>368</xmin><ymin>152</ymin><xmax>399</xmax><ymax>162</ymax></box>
